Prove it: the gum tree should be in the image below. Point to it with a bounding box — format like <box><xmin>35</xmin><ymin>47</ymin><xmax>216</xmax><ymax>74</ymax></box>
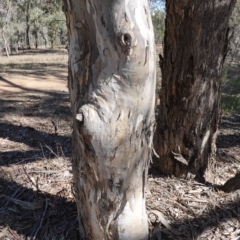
<box><xmin>63</xmin><ymin>0</ymin><xmax>156</xmax><ymax>239</ymax></box>
<box><xmin>153</xmin><ymin>0</ymin><xmax>236</xmax><ymax>181</ymax></box>
<box><xmin>0</xmin><ymin>0</ymin><xmax>12</xmax><ymax>57</ymax></box>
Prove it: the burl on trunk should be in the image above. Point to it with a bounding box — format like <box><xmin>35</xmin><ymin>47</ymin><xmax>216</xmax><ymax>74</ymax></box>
<box><xmin>63</xmin><ymin>0</ymin><xmax>156</xmax><ymax>239</ymax></box>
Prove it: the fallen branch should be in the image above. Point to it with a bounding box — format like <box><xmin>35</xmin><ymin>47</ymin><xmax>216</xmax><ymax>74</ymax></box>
<box><xmin>22</xmin><ymin>166</ymin><xmax>39</xmax><ymax>191</ymax></box>
<box><xmin>148</xmin><ymin>209</ymin><xmax>181</xmax><ymax>236</ymax></box>
<box><xmin>33</xmin><ymin>198</ymin><xmax>48</xmax><ymax>240</ymax></box>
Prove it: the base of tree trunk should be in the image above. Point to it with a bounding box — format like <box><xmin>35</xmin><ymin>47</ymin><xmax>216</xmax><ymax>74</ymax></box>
<box><xmin>219</xmin><ymin>172</ymin><xmax>240</xmax><ymax>193</ymax></box>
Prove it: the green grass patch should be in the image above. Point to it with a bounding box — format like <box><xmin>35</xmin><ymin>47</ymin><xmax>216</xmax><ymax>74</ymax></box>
<box><xmin>221</xmin><ymin>94</ymin><xmax>240</xmax><ymax>114</ymax></box>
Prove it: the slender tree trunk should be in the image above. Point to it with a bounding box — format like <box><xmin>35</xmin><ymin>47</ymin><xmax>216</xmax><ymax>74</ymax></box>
<box><xmin>16</xmin><ymin>43</ymin><xmax>19</xmax><ymax>53</ymax></box>
<box><xmin>153</xmin><ymin>0</ymin><xmax>236</xmax><ymax>180</ymax></box>
<box><xmin>63</xmin><ymin>0</ymin><xmax>156</xmax><ymax>239</ymax></box>
<box><xmin>26</xmin><ymin>2</ymin><xmax>31</xmax><ymax>49</ymax></box>
<box><xmin>26</xmin><ymin>23</ymin><xmax>30</xmax><ymax>49</ymax></box>
<box><xmin>34</xmin><ymin>31</ymin><xmax>38</xmax><ymax>49</ymax></box>
<box><xmin>59</xmin><ymin>28</ymin><xmax>63</xmax><ymax>45</ymax></box>
<box><xmin>2</xmin><ymin>31</ymin><xmax>9</xmax><ymax>58</ymax></box>
<box><xmin>16</xmin><ymin>30</ymin><xmax>20</xmax><ymax>53</ymax></box>
<box><xmin>40</xmin><ymin>31</ymin><xmax>47</xmax><ymax>48</ymax></box>
<box><xmin>7</xmin><ymin>42</ymin><xmax>11</xmax><ymax>56</ymax></box>
<box><xmin>10</xmin><ymin>37</ymin><xmax>13</xmax><ymax>55</ymax></box>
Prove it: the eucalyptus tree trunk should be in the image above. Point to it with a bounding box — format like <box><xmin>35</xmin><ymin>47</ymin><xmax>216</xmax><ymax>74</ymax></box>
<box><xmin>2</xmin><ymin>31</ymin><xmax>9</xmax><ymax>58</ymax></box>
<box><xmin>63</xmin><ymin>0</ymin><xmax>156</xmax><ymax>239</ymax></box>
<box><xmin>153</xmin><ymin>0</ymin><xmax>236</xmax><ymax>180</ymax></box>
<box><xmin>34</xmin><ymin>31</ymin><xmax>38</xmax><ymax>49</ymax></box>
<box><xmin>25</xmin><ymin>3</ymin><xmax>31</xmax><ymax>49</ymax></box>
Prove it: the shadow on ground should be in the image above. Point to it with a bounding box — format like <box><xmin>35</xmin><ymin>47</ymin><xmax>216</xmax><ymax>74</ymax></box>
<box><xmin>0</xmin><ymin>122</ymin><xmax>71</xmax><ymax>166</ymax></box>
<box><xmin>152</xmin><ymin>197</ymin><xmax>240</xmax><ymax>240</ymax></box>
<box><xmin>1</xmin><ymin>175</ymin><xmax>239</xmax><ymax>240</ymax></box>
<box><xmin>0</xmin><ymin>63</ymin><xmax>67</xmax><ymax>77</ymax></box>
<box><xmin>0</xmin><ymin>177</ymin><xmax>80</xmax><ymax>239</ymax></box>
<box><xmin>1</xmin><ymin>48</ymin><xmax>240</xmax><ymax>239</ymax></box>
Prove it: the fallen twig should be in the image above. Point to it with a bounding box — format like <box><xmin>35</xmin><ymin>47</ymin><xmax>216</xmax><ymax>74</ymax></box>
<box><xmin>22</xmin><ymin>166</ymin><xmax>39</xmax><ymax>191</ymax></box>
<box><xmin>33</xmin><ymin>198</ymin><xmax>48</xmax><ymax>240</ymax></box>
<box><xmin>148</xmin><ymin>209</ymin><xmax>181</xmax><ymax>236</ymax></box>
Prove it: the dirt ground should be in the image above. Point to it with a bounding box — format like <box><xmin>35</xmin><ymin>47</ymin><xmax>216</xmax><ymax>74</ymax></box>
<box><xmin>0</xmin><ymin>49</ymin><xmax>240</xmax><ymax>240</ymax></box>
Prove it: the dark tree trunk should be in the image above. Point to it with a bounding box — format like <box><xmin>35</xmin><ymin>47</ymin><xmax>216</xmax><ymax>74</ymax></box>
<box><xmin>16</xmin><ymin>31</ymin><xmax>19</xmax><ymax>53</ymax></box>
<box><xmin>59</xmin><ymin>28</ymin><xmax>64</xmax><ymax>45</ymax></box>
<box><xmin>10</xmin><ymin>37</ymin><xmax>13</xmax><ymax>55</ymax></box>
<box><xmin>26</xmin><ymin>2</ymin><xmax>31</xmax><ymax>49</ymax></box>
<box><xmin>63</xmin><ymin>0</ymin><xmax>156</xmax><ymax>239</ymax></box>
<box><xmin>153</xmin><ymin>0</ymin><xmax>236</xmax><ymax>180</ymax></box>
<box><xmin>220</xmin><ymin>172</ymin><xmax>240</xmax><ymax>192</ymax></box>
<box><xmin>34</xmin><ymin>31</ymin><xmax>38</xmax><ymax>49</ymax></box>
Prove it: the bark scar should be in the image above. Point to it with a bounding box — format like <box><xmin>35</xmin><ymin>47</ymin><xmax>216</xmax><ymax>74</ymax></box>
<box><xmin>144</xmin><ymin>41</ymin><xmax>149</xmax><ymax>65</ymax></box>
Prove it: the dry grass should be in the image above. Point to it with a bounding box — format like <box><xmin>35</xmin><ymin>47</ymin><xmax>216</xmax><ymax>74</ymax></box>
<box><xmin>0</xmin><ymin>49</ymin><xmax>240</xmax><ymax>240</ymax></box>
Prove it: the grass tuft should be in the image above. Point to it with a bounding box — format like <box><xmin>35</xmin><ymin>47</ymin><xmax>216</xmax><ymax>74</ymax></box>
<box><xmin>221</xmin><ymin>94</ymin><xmax>240</xmax><ymax>114</ymax></box>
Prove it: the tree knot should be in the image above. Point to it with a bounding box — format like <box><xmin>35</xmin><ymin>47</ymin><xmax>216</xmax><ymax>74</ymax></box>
<box><xmin>118</xmin><ymin>33</ymin><xmax>132</xmax><ymax>55</ymax></box>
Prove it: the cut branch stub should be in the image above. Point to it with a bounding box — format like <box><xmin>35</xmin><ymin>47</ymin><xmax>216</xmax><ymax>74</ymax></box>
<box><xmin>118</xmin><ymin>33</ymin><xmax>133</xmax><ymax>55</ymax></box>
<box><xmin>118</xmin><ymin>33</ymin><xmax>132</xmax><ymax>46</ymax></box>
<box><xmin>76</xmin><ymin>113</ymin><xmax>83</xmax><ymax>122</ymax></box>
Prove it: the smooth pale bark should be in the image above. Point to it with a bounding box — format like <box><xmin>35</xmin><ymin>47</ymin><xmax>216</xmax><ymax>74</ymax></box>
<box><xmin>1</xmin><ymin>4</ymin><xmax>11</xmax><ymax>58</ymax></box>
<box><xmin>2</xmin><ymin>31</ymin><xmax>9</xmax><ymax>58</ymax></box>
<box><xmin>63</xmin><ymin>0</ymin><xmax>156</xmax><ymax>239</ymax></box>
<box><xmin>153</xmin><ymin>0</ymin><xmax>236</xmax><ymax>180</ymax></box>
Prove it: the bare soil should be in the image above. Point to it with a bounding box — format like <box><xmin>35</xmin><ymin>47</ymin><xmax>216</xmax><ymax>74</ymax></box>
<box><xmin>0</xmin><ymin>49</ymin><xmax>239</xmax><ymax>240</ymax></box>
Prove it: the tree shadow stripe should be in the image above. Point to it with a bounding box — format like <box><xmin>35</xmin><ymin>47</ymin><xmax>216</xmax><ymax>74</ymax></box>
<box><xmin>0</xmin><ymin>177</ymin><xmax>80</xmax><ymax>239</ymax></box>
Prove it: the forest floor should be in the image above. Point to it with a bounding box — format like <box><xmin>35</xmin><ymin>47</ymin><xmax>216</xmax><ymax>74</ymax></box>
<box><xmin>0</xmin><ymin>48</ymin><xmax>239</xmax><ymax>240</ymax></box>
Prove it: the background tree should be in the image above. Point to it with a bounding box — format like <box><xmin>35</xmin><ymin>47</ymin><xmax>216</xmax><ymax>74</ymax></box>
<box><xmin>153</xmin><ymin>0</ymin><xmax>237</xmax><ymax>181</ymax></box>
<box><xmin>0</xmin><ymin>0</ymin><xmax>14</xmax><ymax>57</ymax></box>
<box><xmin>63</xmin><ymin>0</ymin><xmax>156</xmax><ymax>239</ymax></box>
<box><xmin>46</xmin><ymin>11</ymin><xmax>66</xmax><ymax>48</ymax></box>
<box><xmin>151</xmin><ymin>9</ymin><xmax>165</xmax><ymax>44</ymax></box>
<box><xmin>228</xmin><ymin>0</ymin><xmax>240</xmax><ymax>59</ymax></box>
<box><xmin>14</xmin><ymin>0</ymin><xmax>33</xmax><ymax>49</ymax></box>
<box><xmin>42</xmin><ymin>0</ymin><xmax>66</xmax><ymax>48</ymax></box>
<box><xmin>149</xmin><ymin>0</ymin><xmax>165</xmax><ymax>43</ymax></box>
<box><xmin>0</xmin><ymin>0</ymin><xmax>67</xmax><ymax>52</ymax></box>
<box><xmin>30</xmin><ymin>6</ymin><xmax>44</xmax><ymax>49</ymax></box>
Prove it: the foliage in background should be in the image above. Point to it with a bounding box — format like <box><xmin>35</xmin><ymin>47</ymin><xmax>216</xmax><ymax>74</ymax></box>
<box><xmin>221</xmin><ymin>94</ymin><xmax>240</xmax><ymax>114</ymax></box>
<box><xmin>1</xmin><ymin>0</ymin><xmax>165</xmax><ymax>53</ymax></box>
<box><xmin>152</xmin><ymin>10</ymin><xmax>165</xmax><ymax>44</ymax></box>
<box><xmin>149</xmin><ymin>0</ymin><xmax>165</xmax><ymax>44</ymax></box>
<box><xmin>0</xmin><ymin>0</ymin><xmax>14</xmax><ymax>56</ymax></box>
<box><xmin>0</xmin><ymin>0</ymin><xmax>67</xmax><ymax>53</ymax></box>
<box><xmin>221</xmin><ymin>0</ymin><xmax>240</xmax><ymax>114</ymax></box>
